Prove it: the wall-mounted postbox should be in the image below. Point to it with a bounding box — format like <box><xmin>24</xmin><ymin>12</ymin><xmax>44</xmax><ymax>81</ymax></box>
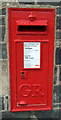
<box><xmin>8</xmin><ymin>8</ymin><xmax>55</xmax><ymax>111</ymax></box>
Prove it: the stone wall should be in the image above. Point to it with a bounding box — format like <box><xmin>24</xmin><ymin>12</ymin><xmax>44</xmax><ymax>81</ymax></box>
<box><xmin>0</xmin><ymin>1</ymin><xmax>61</xmax><ymax>119</ymax></box>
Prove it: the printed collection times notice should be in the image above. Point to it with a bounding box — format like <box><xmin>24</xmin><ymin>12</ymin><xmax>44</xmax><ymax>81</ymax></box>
<box><xmin>24</xmin><ymin>42</ymin><xmax>40</xmax><ymax>68</ymax></box>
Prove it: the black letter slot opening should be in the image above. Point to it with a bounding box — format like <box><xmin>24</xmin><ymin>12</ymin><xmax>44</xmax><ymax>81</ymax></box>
<box><xmin>17</xmin><ymin>25</ymin><xmax>47</xmax><ymax>34</ymax></box>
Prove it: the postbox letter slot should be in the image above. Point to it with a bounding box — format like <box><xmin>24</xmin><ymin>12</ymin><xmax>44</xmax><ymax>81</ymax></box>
<box><xmin>17</xmin><ymin>25</ymin><xmax>47</xmax><ymax>32</ymax></box>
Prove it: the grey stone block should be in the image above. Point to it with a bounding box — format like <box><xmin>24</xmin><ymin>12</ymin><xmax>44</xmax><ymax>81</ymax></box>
<box><xmin>0</xmin><ymin>0</ymin><xmax>18</xmax><ymax>1</ymax></box>
<box><xmin>0</xmin><ymin>44</ymin><xmax>7</xmax><ymax>59</ymax></box>
<box><xmin>0</xmin><ymin>9</ymin><xmax>2</xmax><ymax>15</ymax></box>
<box><xmin>56</xmin><ymin>16</ymin><xmax>61</xmax><ymax>29</ymax></box>
<box><xmin>37</xmin><ymin>2</ymin><xmax>61</xmax><ymax>6</ymax></box>
<box><xmin>0</xmin><ymin>8</ymin><xmax>6</xmax><ymax>15</ymax></box>
<box><xmin>59</xmin><ymin>109</ymin><xmax>61</xmax><ymax>119</ymax></box>
<box><xmin>59</xmin><ymin>67</ymin><xmax>61</xmax><ymax>81</ymax></box>
<box><xmin>0</xmin><ymin>97</ymin><xmax>4</xmax><ymax>110</ymax></box>
<box><xmin>0</xmin><ymin>97</ymin><xmax>2</xmax><ymax>111</ymax></box>
<box><xmin>18</xmin><ymin>0</ymin><xmax>35</xmax><ymax>3</ymax></box>
<box><xmin>0</xmin><ymin>26</ymin><xmax>2</xmax><ymax>41</ymax></box>
<box><xmin>53</xmin><ymin>85</ymin><xmax>61</xmax><ymax>103</ymax></box>
<box><xmin>56</xmin><ymin>7</ymin><xmax>61</xmax><ymax>14</ymax></box>
<box><xmin>0</xmin><ymin>17</ymin><xmax>5</xmax><ymax>25</ymax></box>
<box><xmin>59</xmin><ymin>85</ymin><xmax>61</xmax><ymax>98</ymax></box>
<box><xmin>0</xmin><ymin>26</ymin><xmax>5</xmax><ymax>41</ymax></box>
<box><xmin>2</xmin><ymin>26</ymin><xmax>5</xmax><ymax>41</ymax></box>
<box><xmin>2</xmin><ymin>8</ymin><xmax>6</xmax><ymax>15</ymax></box>
<box><xmin>2</xmin><ymin>44</ymin><xmax>7</xmax><ymax>59</ymax></box>
<box><xmin>2</xmin><ymin>60</ymin><xmax>9</xmax><ymax>96</ymax></box>
<box><xmin>0</xmin><ymin>112</ymin><xmax>2</xmax><ymax>120</ymax></box>
<box><xmin>55</xmin><ymin>47</ymin><xmax>61</xmax><ymax>64</ymax></box>
<box><xmin>54</xmin><ymin>67</ymin><xmax>57</xmax><ymax>84</ymax></box>
<box><xmin>34</xmin><ymin>109</ymin><xmax>60</xmax><ymax>118</ymax></box>
<box><xmin>53</xmin><ymin>85</ymin><xmax>59</xmax><ymax>103</ymax></box>
<box><xmin>56</xmin><ymin>31</ymin><xmax>61</xmax><ymax>39</ymax></box>
<box><xmin>2</xmin><ymin>111</ymin><xmax>31</xmax><ymax>119</ymax></box>
<box><xmin>0</xmin><ymin>44</ymin><xmax>2</xmax><ymax>59</ymax></box>
<box><xmin>37</xmin><ymin>0</ymin><xmax>60</xmax><ymax>2</ymax></box>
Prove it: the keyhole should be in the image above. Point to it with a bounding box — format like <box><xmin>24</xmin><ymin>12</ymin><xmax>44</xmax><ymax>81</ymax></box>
<box><xmin>22</xmin><ymin>72</ymin><xmax>24</xmax><ymax>77</ymax></box>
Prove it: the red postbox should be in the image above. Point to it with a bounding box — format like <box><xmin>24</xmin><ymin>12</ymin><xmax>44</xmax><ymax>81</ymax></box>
<box><xmin>8</xmin><ymin>8</ymin><xmax>55</xmax><ymax>111</ymax></box>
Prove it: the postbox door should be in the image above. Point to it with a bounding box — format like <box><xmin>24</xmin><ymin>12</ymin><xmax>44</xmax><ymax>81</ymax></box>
<box><xmin>16</xmin><ymin>41</ymin><xmax>49</xmax><ymax>106</ymax></box>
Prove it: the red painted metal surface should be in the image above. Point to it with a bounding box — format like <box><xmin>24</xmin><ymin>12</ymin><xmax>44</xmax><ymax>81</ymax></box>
<box><xmin>8</xmin><ymin>8</ymin><xmax>55</xmax><ymax>111</ymax></box>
